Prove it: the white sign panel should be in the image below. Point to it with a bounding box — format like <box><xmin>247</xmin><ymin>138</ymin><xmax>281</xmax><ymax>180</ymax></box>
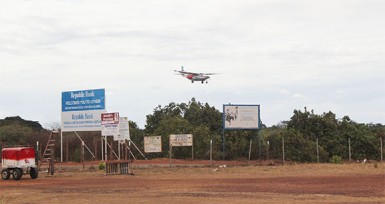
<box><xmin>116</xmin><ymin>117</ymin><xmax>130</xmax><ymax>141</ymax></box>
<box><xmin>223</xmin><ymin>105</ymin><xmax>260</xmax><ymax>129</ymax></box>
<box><xmin>101</xmin><ymin>112</ymin><xmax>119</xmax><ymax>136</ymax></box>
<box><xmin>61</xmin><ymin>89</ymin><xmax>105</xmax><ymax>132</ymax></box>
<box><xmin>144</xmin><ymin>136</ymin><xmax>162</xmax><ymax>153</ymax></box>
<box><xmin>169</xmin><ymin>134</ymin><xmax>193</xmax><ymax>147</ymax></box>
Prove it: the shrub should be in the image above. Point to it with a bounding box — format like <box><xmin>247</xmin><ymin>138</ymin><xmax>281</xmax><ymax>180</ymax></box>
<box><xmin>98</xmin><ymin>162</ymin><xmax>106</xmax><ymax>170</ymax></box>
<box><xmin>330</xmin><ymin>155</ymin><xmax>343</xmax><ymax>164</ymax></box>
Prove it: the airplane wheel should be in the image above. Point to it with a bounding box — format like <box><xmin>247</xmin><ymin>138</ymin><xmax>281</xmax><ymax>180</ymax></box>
<box><xmin>1</xmin><ymin>169</ymin><xmax>10</xmax><ymax>180</ymax></box>
<box><xmin>30</xmin><ymin>167</ymin><xmax>38</xmax><ymax>179</ymax></box>
<box><xmin>12</xmin><ymin>168</ymin><xmax>22</xmax><ymax>180</ymax></box>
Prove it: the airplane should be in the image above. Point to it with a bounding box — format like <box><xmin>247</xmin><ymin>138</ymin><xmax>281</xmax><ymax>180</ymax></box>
<box><xmin>174</xmin><ymin>66</ymin><xmax>218</xmax><ymax>84</ymax></box>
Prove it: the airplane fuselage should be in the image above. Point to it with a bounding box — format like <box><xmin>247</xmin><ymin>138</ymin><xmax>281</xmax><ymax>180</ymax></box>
<box><xmin>186</xmin><ymin>74</ymin><xmax>210</xmax><ymax>83</ymax></box>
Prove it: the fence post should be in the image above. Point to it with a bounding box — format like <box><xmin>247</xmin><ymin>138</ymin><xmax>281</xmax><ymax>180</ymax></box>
<box><xmin>381</xmin><ymin>137</ymin><xmax>383</xmax><ymax>162</ymax></box>
<box><xmin>248</xmin><ymin>139</ymin><xmax>252</xmax><ymax>165</ymax></box>
<box><xmin>210</xmin><ymin>139</ymin><xmax>213</xmax><ymax>166</ymax></box>
<box><xmin>316</xmin><ymin>138</ymin><xmax>319</xmax><ymax>163</ymax></box>
<box><xmin>348</xmin><ymin>137</ymin><xmax>351</xmax><ymax>163</ymax></box>
<box><xmin>282</xmin><ymin>137</ymin><xmax>285</xmax><ymax>165</ymax></box>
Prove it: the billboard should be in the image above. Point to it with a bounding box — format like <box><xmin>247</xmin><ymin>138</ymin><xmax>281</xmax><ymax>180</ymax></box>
<box><xmin>223</xmin><ymin>104</ymin><xmax>260</xmax><ymax>129</ymax></box>
<box><xmin>144</xmin><ymin>136</ymin><xmax>162</xmax><ymax>153</ymax></box>
<box><xmin>101</xmin><ymin>112</ymin><xmax>119</xmax><ymax>136</ymax></box>
<box><xmin>61</xmin><ymin>89</ymin><xmax>105</xmax><ymax>132</ymax></box>
<box><xmin>117</xmin><ymin>117</ymin><xmax>130</xmax><ymax>141</ymax></box>
<box><xmin>169</xmin><ymin>134</ymin><xmax>193</xmax><ymax>147</ymax></box>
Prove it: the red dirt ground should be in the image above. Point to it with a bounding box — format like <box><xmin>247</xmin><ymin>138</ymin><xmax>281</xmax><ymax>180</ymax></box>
<box><xmin>1</xmin><ymin>159</ymin><xmax>384</xmax><ymax>204</ymax></box>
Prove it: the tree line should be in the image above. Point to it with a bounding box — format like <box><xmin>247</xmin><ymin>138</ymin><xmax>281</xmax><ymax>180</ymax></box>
<box><xmin>0</xmin><ymin>99</ymin><xmax>384</xmax><ymax>162</ymax></box>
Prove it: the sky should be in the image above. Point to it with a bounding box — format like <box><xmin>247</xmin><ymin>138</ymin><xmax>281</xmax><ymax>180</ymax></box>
<box><xmin>1</xmin><ymin>0</ymin><xmax>384</xmax><ymax>129</ymax></box>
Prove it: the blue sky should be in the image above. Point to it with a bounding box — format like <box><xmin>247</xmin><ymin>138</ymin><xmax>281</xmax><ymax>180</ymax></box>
<box><xmin>1</xmin><ymin>0</ymin><xmax>384</xmax><ymax>128</ymax></box>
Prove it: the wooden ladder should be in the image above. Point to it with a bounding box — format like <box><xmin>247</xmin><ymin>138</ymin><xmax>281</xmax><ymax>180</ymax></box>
<box><xmin>39</xmin><ymin>131</ymin><xmax>59</xmax><ymax>171</ymax></box>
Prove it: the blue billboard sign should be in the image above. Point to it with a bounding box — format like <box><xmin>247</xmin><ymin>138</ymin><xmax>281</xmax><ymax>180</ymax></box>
<box><xmin>62</xmin><ymin>89</ymin><xmax>105</xmax><ymax>112</ymax></box>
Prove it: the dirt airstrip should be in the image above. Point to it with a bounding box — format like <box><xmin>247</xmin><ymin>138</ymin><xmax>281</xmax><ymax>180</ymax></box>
<box><xmin>1</xmin><ymin>159</ymin><xmax>384</xmax><ymax>204</ymax></box>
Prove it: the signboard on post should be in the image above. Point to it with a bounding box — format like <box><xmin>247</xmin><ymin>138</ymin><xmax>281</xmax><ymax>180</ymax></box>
<box><xmin>61</xmin><ymin>88</ymin><xmax>105</xmax><ymax>132</ymax></box>
<box><xmin>116</xmin><ymin>117</ymin><xmax>130</xmax><ymax>141</ymax></box>
<box><xmin>223</xmin><ymin>104</ymin><xmax>261</xmax><ymax>130</ymax></box>
<box><xmin>169</xmin><ymin>134</ymin><xmax>193</xmax><ymax>147</ymax></box>
<box><xmin>101</xmin><ymin>112</ymin><xmax>119</xmax><ymax>136</ymax></box>
<box><xmin>144</xmin><ymin>136</ymin><xmax>162</xmax><ymax>153</ymax></box>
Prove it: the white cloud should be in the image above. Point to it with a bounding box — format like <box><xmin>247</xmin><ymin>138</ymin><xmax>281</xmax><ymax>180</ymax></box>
<box><xmin>0</xmin><ymin>0</ymin><xmax>384</xmax><ymax>127</ymax></box>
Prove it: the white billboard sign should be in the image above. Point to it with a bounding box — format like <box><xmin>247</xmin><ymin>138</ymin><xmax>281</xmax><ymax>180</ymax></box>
<box><xmin>223</xmin><ymin>104</ymin><xmax>260</xmax><ymax>129</ymax></box>
<box><xmin>116</xmin><ymin>117</ymin><xmax>130</xmax><ymax>141</ymax></box>
<box><xmin>144</xmin><ymin>136</ymin><xmax>162</xmax><ymax>153</ymax></box>
<box><xmin>61</xmin><ymin>89</ymin><xmax>105</xmax><ymax>132</ymax></box>
<box><xmin>169</xmin><ymin>134</ymin><xmax>193</xmax><ymax>147</ymax></box>
<box><xmin>101</xmin><ymin>112</ymin><xmax>119</xmax><ymax>136</ymax></box>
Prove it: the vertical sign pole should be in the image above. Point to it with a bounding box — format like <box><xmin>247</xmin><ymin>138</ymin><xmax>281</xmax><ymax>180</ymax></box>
<box><xmin>82</xmin><ymin>141</ymin><xmax>85</xmax><ymax>170</ymax></box>
<box><xmin>61</xmin><ymin>131</ymin><xmax>63</xmax><ymax>163</ymax></box>
<box><xmin>104</xmin><ymin>136</ymin><xmax>108</xmax><ymax>161</ymax></box>
<box><xmin>222</xmin><ymin>129</ymin><xmax>225</xmax><ymax>160</ymax></box>
<box><xmin>258</xmin><ymin>133</ymin><xmax>262</xmax><ymax>160</ymax></box>
<box><xmin>169</xmin><ymin>141</ymin><xmax>172</xmax><ymax>167</ymax></box>
<box><xmin>192</xmin><ymin>138</ymin><xmax>194</xmax><ymax>160</ymax></box>
<box><xmin>101</xmin><ymin>136</ymin><xmax>104</xmax><ymax>161</ymax></box>
<box><xmin>118</xmin><ymin>141</ymin><xmax>121</xmax><ymax>160</ymax></box>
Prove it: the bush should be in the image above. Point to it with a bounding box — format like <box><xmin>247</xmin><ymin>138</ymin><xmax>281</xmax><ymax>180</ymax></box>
<box><xmin>330</xmin><ymin>155</ymin><xmax>342</xmax><ymax>164</ymax></box>
<box><xmin>98</xmin><ymin>162</ymin><xmax>106</xmax><ymax>170</ymax></box>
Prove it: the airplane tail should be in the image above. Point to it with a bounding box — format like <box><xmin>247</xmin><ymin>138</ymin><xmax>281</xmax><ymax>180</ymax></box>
<box><xmin>181</xmin><ymin>66</ymin><xmax>184</xmax><ymax>71</ymax></box>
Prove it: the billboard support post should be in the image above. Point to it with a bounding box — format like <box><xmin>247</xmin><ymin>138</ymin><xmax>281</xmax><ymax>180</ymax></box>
<box><xmin>61</xmin><ymin>131</ymin><xmax>63</xmax><ymax>162</ymax></box>
<box><xmin>101</xmin><ymin>137</ymin><xmax>104</xmax><ymax>161</ymax></box>
<box><xmin>222</xmin><ymin>129</ymin><xmax>225</xmax><ymax>160</ymax></box>
<box><xmin>104</xmin><ymin>136</ymin><xmax>108</xmax><ymax>161</ymax></box>
<box><xmin>169</xmin><ymin>143</ymin><xmax>172</xmax><ymax>167</ymax></box>
<box><xmin>192</xmin><ymin>140</ymin><xmax>194</xmax><ymax>160</ymax></box>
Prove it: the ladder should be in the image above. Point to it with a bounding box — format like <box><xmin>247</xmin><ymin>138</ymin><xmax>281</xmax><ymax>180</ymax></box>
<box><xmin>39</xmin><ymin>131</ymin><xmax>59</xmax><ymax>170</ymax></box>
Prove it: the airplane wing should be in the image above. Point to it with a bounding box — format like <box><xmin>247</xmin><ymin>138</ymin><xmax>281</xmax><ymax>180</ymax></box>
<box><xmin>200</xmin><ymin>73</ymin><xmax>218</xmax><ymax>75</ymax></box>
<box><xmin>174</xmin><ymin>66</ymin><xmax>219</xmax><ymax>76</ymax></box>
<box><xmin>174</xmin><ymin>70</ymin><xmax>200</xmax><ymax>76</ymax></box>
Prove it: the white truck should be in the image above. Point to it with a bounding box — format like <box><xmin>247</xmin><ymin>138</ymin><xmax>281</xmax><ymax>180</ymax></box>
<box><xmin>1</xmin><ymin>147</ymin><xmax>38</xmax><ymax>180</ymax></box>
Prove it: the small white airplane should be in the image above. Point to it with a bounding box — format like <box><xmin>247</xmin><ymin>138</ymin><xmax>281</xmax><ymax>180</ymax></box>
<box><xmin>174</xmin><ymin>66</ymin><xmax>218</xmax><ymax>84</ymax></box>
